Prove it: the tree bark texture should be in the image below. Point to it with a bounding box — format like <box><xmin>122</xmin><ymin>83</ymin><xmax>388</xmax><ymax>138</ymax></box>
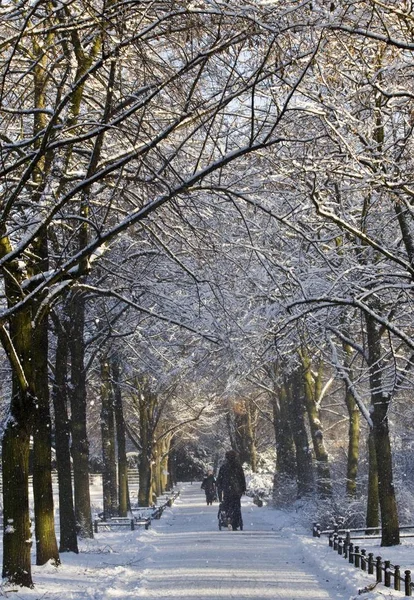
<box><xmin>366</xmin><ymin>431</ymin><xmax>380</xmax><ymax>532</ymax></box>
<box><xmin>2</xmin><ymin>404</ymin><xmax>33</xmax><ymax>587</ymax></box>
<box><xmin>289</xmin><ymin>370</ymin><xmax>314</xmax><ymax>498</ymax></box>
<box><xmin>112</xmin><ymin>357</ymin><xmax>129</xmax><ymax>516</ymax></box>
<box><xmin>271</xmin><ymin>383</ymin><xmax>296</xmax><ymax>478</ymax></box>
<box><xmin>100</xmin><ymin>358</ymin><xmax>118</xmax><ymax>519</ymax></box>
<box><xmin>233</xmin><ymin>400</ymin><xmax>258</xmax><ymax>471</ymax></box>
<box><xmin>69</xmin><ymin>292</ymin><xmax>93</xmax><ymax>537</ymax></box>
<box><xmin>136</xmin><ymin>385</ymin><xmax>154</xmax><ymax>506</ymax></box>
<box><xmin>167</xmin><ymin>447</ymin><xmax>177</xmax><ymax>489</ymax></box>
<box><xmin>52</xmin><ymin>319</ymin><xmax>78</xmax><ymax>553</ymax></box>
<box><xmin>343</xmin><ymin>342</ymin><xmax>360</xmax><ymax>498</ymax></box>
<box><xmin>1</xmin><ymin>254</ymin><xmax>35</xmax><ymax>585</ymax></box>
<box><xmin>153</xmin><ymin>433</ymin><xmax>172</xmax><ymax>495</ymax></box>
<box><xmin>31</xmin><ymin>285</ymin><xmax>59</xmax><ymax>564</ymax></box>
<box><xmin>365</xmin><ymin>314</ymin><xmax>400</xmax><ymax>545</ymax></box>
<box><xmin>300</xmin><ymin>350</ymin><xmax>332</xmax><ymax>497</ymax></box>
<box><xmin>160</xmin><ymin>435</ymin><xmax>171</xmax><ymax>493</ymax></box>
<box><xmin>138</xmin><ymin>446</ymin><xmax>152</xmax><ymax>507</ymax></box>
<box><xmin>30</xmin><ymin>35</ymin><xmax>60</xmax><ymax>568</ymax></box>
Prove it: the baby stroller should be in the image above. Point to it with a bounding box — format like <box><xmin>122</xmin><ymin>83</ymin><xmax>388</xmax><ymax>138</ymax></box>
<box><xmin>205</xmin><ymin>487</ymin><xmax>218</xmax><ymax>505</ymax></box>
<box><xmin>217</xmin><ymin>501</ymin><xmax>243</xmax><ymax>531</ymax></box>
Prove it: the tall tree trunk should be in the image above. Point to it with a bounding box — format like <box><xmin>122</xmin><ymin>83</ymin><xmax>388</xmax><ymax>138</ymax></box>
<box><xmin>159</xmin><ymin>435</ymin><xmax>172</xmax><ymax>493</ymax></box>
<box><xmin>1</xmin><ymin>284</ymin><xmax>35</xmax><ymax>585</ymax></box>
<box><xmin>1</xmin><ymin>245</ymin><xmax>35</xmax><ymax>585</ymax></box>
<box><xmin>69</xmin><ymin>292</ymin><xmax>93</xmax><ymax>537</ymax></box>
<box><xmin>345</xmin><ymin>391</ymin><xmax>360</xmax><ymax>498</ymax></box>
<box><xmin>112</xmin><ymin>357</ymin><xmax>129</xmax><ymax>517</ymax></box>
<box><xmin>366</xmin><ymin>431</ymin><xmax>380</xmax><ymax>531</ymax></box>
<box><xmin>233</xmin><ymin>400</ymin><xmax>258</xmax><ymax>470</ymax></box>
<box><xmin>300</xmin><ymin>349</ymin><xmax>332</xmax><ymax>497</ymax></box>
<box><xmin>63</xmin><ymin>27</ymin><xmax>105</xmax><ymax>538</ymax></box>
<box><xmin>365</xmin><ymin>314</ymin><xmax>399</xmax><ymax>546</ymax></box>
<box><xmin>343</xmin><ymin>342</ymin><xmax>360</xmax><ymax>498</ymax></box>
<box><xmin>31</xmin><ymin>303</ymin><xmax>59</xmax><ymax>566</ymax></box>
<box><xmin>52</xmin><ymin>316</ymin><xmax>78</xmax><ymax>553</ymax></box>
<box><xmin>271</xmin><ymin>383</ymin><xmax>296</xmax><ymax>478</ymax></box>
<box><xmin>138</xmin><ymin>450</ymin><xmax>152</xmax><ymax>507</ymax></box>
<box><xmin>225</xmin><ymin>411</ymin><xmax>237</xmax><ymax>453</ymax></box>
<box><xmin>26</xmin><ymin>31</ymin><xmax>60</xmax><ymax>571</ymax></box>
<box><xmin>289</xmin><ymin>370</ymin><xmax>314</xmax><ymax>498</ymax></box>
<box><xmin>373</xmin><ymin>416</ymin><xmax>399</xmax><ymax>545</ymax></box>
<box><xmin>137</xmin><ymin>397</ymin><xmax>153</xmax><ymax>506</ymax></box>
<box><xmin>153</xmin><ymin>442</ymin><xmax>162</xmax><ymax>498</ymax></box>
<box><xmin>271</xmin><ymin>379</ymin><xmax>297</xmax><ymax>502</ymax></box>
<box><xmin>100</xmin><ymin>357</ymin><xmax>118</xmax><ymax>519</ymax></box>
<box><xmin>2</xmin><ymin>392</ymin><xmax>33</xmax><ymax>587</ymax></box>
<box><xmin>246</xmin><ymin>402</ymin><xmax>258</xmax><ymax>472</ymax></box>
<box><xmin>135</xmin><ymin>378</ymin><xmax>157</xmax><ymax>506</ymax></box>
<box><xmin>167</xmin><ymin>446</ymin><xmax>177</xmax><ymax>489</ymax></box>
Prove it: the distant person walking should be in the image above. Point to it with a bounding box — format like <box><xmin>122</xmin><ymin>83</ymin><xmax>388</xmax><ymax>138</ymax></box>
<box><xmin>201</xmin><ymin>470</ymin><xmax>217</xmax><ymax>505</ymax></box>
<box><xmin>217</xmin><ymin>450</ymin><xmax>246</xmax><ymax>530</ymax></box>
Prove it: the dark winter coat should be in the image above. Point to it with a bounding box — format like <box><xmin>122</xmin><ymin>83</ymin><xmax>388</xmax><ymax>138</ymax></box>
<box><xmin>216</xmin><ymin>457</ymin><xmax>246</xmax><ymax>500</ymax></box>
<box><xmin>201</xmin><ymin>474</ymin><xmax>217</xmax><ymax>502</ymax></box>
<box><xmin>201</xmin><ymin>474</ymin><xmax>216</xmax><ymax>493</ymax></box>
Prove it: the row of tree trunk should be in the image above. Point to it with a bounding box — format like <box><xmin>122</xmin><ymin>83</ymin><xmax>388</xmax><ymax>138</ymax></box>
<box><xmin>270</xmin><ymin>335</ymin><xmax>400</xmax><ymax>547</ymax></box>
<box><xmin>2</xmin><ymin>283</ymin><xmax>179</xmax><ymax>587</ymax></box>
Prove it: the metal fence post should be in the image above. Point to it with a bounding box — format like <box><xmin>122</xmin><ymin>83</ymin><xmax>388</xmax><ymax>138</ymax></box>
<box><xmin>307</xmin><ymin>522</ymin><xmax>414</xmax><ymax>597</ymax></box>
<box><xmin>349</xmin><ymin>542</ymin><xmax>354</xmax><ymax>564</ymax></box>
<box><xmin>384</xmin><ymin>560</ymin><xmax>391</xmax><ymax>587</ymax></box>
<box><xmin>361</xmin><ymin>549</ymin><xmax>366</xmax><ymax>571</ymax></box>
<box><xmin>368</xmin><ymin>553</ymin><xmax>374</xmax><ymax>575</ymax></box>
<box><xmin>394</xmin><ymin>565</ymin><xmax>400</xmax><ymax>591</ymax></box>
<box><xmin>376</xmin><ymin>556</ymin><xmax>382</xmax><ymax>582</ymax></box>
<box><xmin>405</xmin><ymin>570</ymin><xmax>412</xmax><ymax>596</ymax></box>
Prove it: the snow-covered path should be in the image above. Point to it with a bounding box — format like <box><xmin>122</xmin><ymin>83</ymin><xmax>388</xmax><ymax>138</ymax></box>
<box><xmin>131</xmin><ymin>483</ymin><xmax>347</xmax><ymax>600</ymax></box>
<box><xmin>13</xmin><ymin>481</ymin><xmax>394</xmax><ymax>599</ymax></box>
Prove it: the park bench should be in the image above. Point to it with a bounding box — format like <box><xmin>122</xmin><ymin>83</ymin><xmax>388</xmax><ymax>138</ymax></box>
<box><xmin>95</xmin><ymin>489</ymin><xmax>180</xmax><ymax>533</ymax></box>
<box><xmin>94</xmin><ymin>516</ymin><xmax>151</xmax><ymax>533</ymax></box>
<box><xmin>131</xmin><ymin>505</ymin><xmax>165</xmax><ymax>520</ymax></box>
<box><xmin>131</xmin><ymin>489</ymin><xmax>181</xmax><ymax>522</ymax></box>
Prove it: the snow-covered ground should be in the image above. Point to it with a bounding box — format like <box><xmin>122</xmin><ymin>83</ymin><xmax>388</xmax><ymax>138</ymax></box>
<box><xmin>1</xmin><ymin>482</ymin><xmax>413</xmax><ymax>600</ymax></box>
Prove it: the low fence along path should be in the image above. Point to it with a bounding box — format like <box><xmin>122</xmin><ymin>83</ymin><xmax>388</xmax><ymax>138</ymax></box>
<box><xmin>133</xmin><ymin>484</ymin><xmax>348</xmax><ymax>599</ymax></box>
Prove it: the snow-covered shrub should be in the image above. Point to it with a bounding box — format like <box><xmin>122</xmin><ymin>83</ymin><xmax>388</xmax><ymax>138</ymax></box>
<box><xmin>245</xmin><ymin>469</ymin><xmax>274</xmax><ymax>501</ymax></box>
<box><xmin>244</xmin><ymin>451</ymin><xmax>275</xmax><ymax>504</ymax></box>
<box><xmin>175</xmin><ymin>444</ymin><xmax>211</xmax><ymax>481</ymax></box>
<box><xmin>272</xmin><ymin>473</ymin><xmax>298</xmax><ymax>508</ymax></box>
<box><xmin>126</xmin><ymin>452</ymin><xmax>139</xmax><ymax>469</ymax></box>
<box><xmin>312</xmin><ymin>496</ymin><xmax>367</xmax><ymax>531</ymax></box>
<box><xmin>395</xmin><ymin>483</ymin><xmax>414</xmax><ymax>525</ymax></box>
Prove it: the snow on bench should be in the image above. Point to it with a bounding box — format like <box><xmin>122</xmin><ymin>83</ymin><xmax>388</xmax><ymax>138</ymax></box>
<box><xmin>94</xmin><ymin>516</ymin><xmax>150</xmax><ymax>532</ymax></box>
<box><xmin>94</xmin><ymin>489</ymin><xmax>180</xmax><ymax>533</ymax></box>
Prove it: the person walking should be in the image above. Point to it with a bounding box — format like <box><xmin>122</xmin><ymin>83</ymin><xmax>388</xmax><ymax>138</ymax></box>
<box><xmin>216</xmin><ymin>450</ymin><xmax>246</xmax><ymax>530</ymax></box>
<box><xmin>201</xmin><ymin>470</ymin><xmax>217</xmax><ymax>505</ymax></box>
